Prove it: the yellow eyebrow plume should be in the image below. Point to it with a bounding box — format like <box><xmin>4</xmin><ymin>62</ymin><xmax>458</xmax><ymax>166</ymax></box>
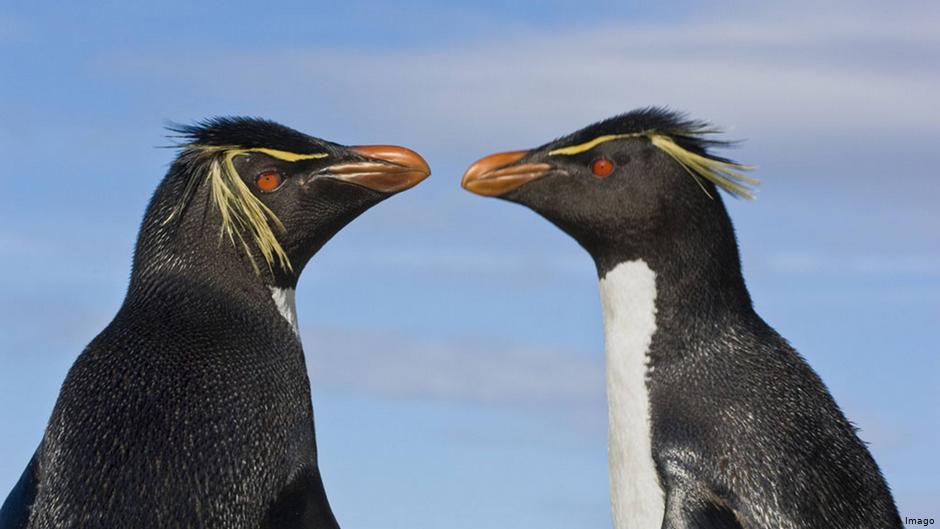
<box><xmin>231</xmin><ymin>148</ymin><xmax>329</xmax><ymax>162</ymax></box>
<box><xmin>547</xmin><ymin>131</ymin><xmax>758</xmax><ymax>199</ymax></box>
<box><xmin>547</xmin><ymin>134</ymin><xmax>635</xmax><ymax>156</ymax></box>
<box><xmin>648</xmin><ymin>134</ymin><xmax>758</xmax><ymax>199</ymax></box>
<box><xmin>165</xmin><ymin>145</ymin><xmax>331</xmax><ymax>274</ymax></box>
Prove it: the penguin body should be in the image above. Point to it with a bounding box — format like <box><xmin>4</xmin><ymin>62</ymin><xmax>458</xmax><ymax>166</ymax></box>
<box><xmin>0</xmin><ymin>118</ymin><xmax>429</xmax><ymax>529</ymax></box>
<box><xmin>462</xmin><ymin>108</ymin><xmax>901</xmax><ymax>529</ymax></box>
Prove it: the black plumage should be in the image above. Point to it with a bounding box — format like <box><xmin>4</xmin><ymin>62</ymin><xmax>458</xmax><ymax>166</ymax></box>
<box><xmin>462</xmin><ymin>108</ymin><xmax>902</xmax><ymax>529</ymax></box>
<box><xmin>170</xmin><ymin>117</ymin><xmax>345</xmax><ymax>155</ymax></box>
<box><xmin>0</xmin><ymin>118</ymin><xmax>429</xmax><ymax>529</ymax></box>
<box><xmin>537</xmin><ymin>107</ymin><xmax>732</xmax><ymax>159</ymax></box>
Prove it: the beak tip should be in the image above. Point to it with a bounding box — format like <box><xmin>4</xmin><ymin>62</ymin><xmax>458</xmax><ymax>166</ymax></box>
<box><xmin>344</xmin><ymin>145</ymin><xmax>432</xmax><ymax>193</ymax></box>
<box><xmin>461</xmin><ymin>150</ymin><xmax>549</xmax><ymax>197</ymax></box>
<box><xmin>459</xmin><ymin>170</ymin><xmax>475</xmax><ymax>191</ymax></box>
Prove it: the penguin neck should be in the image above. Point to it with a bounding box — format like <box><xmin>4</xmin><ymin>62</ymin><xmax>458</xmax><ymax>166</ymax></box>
<box><xmin>597</xmin><ymin>259</ymin><xmax>664</xmax><ymax>529</ymax></box>
<box><xmin>591</xmin><ymin>213</ymin><xmax>754</xmax><ymax>529</ymax></box>
<box><xmin>592</xmin><ymin>204</ymin><xmax>755</xmax><ymax>350</ymax></box>
<box><xmin>269</xmin><ymin>285</ymin><xmax>300</xmax><ymax>337</ymax></box>
<box><xmin>128</xmin><ymin>215</ymin><xmax>302</xmax><ymax>335</ymax></box>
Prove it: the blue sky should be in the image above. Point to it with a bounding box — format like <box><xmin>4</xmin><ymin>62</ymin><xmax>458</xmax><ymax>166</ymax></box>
<box><xmin>1</xmin><ymin>0</ymin><xmax>938</xmax><ymax>525</ymax></box>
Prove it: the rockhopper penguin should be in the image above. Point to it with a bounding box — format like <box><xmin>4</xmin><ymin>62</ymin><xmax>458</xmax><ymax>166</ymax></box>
<box><xmin>461</xmin><ymin>108</ymin><xmax>901</xmax><ymax>529</ymax></box>
<box><xmin>0</xmin><ymin>117</ymin><xmax>430</xmax><ymax>529</ymax></box>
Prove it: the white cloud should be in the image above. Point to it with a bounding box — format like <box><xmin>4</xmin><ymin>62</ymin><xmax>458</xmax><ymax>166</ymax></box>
<box><xmin>102</xmin><ymin>2</ymin><xmax>940</xmax><ymax>152</ymax></box>
<box><xmin>315</xmin><ymin>246</ymin><xmax>586</xmax><ymax>277</ymax></box>
<box><xmin>302</xmin><ymin>327</ymin><xmax>604</xmax><ymax>405</ymax></box>
<box><xmin>758</xmin><ymin>252</ymin><xmax>940</xmax><ymax>278</ymax></box>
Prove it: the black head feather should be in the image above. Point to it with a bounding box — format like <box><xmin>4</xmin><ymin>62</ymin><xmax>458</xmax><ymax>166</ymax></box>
<box><xmin>161</xmin><ymin>117</ymin><xmax>350</xmax><ymax>274</ymax></box>
<box><xmin>539</xmin><ymin>107</ymin><xmax>735</xmax><ymax>161</ymax></box>
<box><xmin>167</xmin><ymin>117</ymin><xmax>343</xmax><ymax>156</ymax></box>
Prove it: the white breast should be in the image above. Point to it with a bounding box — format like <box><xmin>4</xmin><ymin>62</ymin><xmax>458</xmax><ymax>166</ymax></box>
<box><xmin>598</xmin><ymin>259</ymin><xmax>664</xmax><ymax>529</ymax></box>
<box><xmin>269</xmin><ymin>287</ymin><xmax>299</xmax><ymax>337</ymax></box>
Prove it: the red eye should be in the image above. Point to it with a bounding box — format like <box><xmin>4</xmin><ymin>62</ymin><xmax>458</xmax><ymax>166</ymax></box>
<box><xmin>256</xmin><ymin>171</ymin><xmax>283</xmax><ymax>192</ymax></box>
<box><xmin>591</xmin><ymin>158</ymin><xmax>615</xmax><ymax>177</ymax></box>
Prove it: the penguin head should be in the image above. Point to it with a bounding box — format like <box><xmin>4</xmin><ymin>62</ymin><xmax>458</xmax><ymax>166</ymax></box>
<box><xmin>137</xmin><ymin>117</ymin><xmax>430</xmax><ymax>287</ymax></box>
<box><xmin>461</xmin><ymin>108</ymin><xmax>756</xmax><ymax>259</ymax></box>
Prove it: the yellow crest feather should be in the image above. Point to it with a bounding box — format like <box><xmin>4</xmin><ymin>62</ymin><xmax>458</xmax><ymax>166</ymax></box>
<box><xmin>165</xmin><ymin>144</ymin><xmax>329</xmax><ymax>274</ymax></box>
<box><xmin>648</xmin><ymin>134</ymin><xmax>757</xmax><ymax>199</ymax></box>
<box><xmin>549</xmin><ymin>131</ymin><xmax>758</xmax><ymax>199</ymax></box>
<box><xmin>547</xmin><ymin>134</ymin><xmax>633</xmax><ymax>156</ymax></box>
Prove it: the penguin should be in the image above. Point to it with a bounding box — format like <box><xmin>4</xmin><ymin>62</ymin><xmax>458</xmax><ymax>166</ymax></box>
<box><xmin>0</xmin><ymin>117</ymin><xmax>430</xmax><ymax>529</ymax></box>
<box><xmin>461</xmin><ymin>108</ymin><xmax>902</xmax><ymax>529</ymax></box>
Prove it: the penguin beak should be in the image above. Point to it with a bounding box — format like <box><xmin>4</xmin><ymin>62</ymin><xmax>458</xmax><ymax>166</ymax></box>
<box><xmin>461</xmin><ymin>150</ymin><xmax>553</xmax><ymax>197</ymax></box>
<box><xmin>320</xmin><ymin>145</ymin><xmax>431</xmax><ymax>193</ymax></box>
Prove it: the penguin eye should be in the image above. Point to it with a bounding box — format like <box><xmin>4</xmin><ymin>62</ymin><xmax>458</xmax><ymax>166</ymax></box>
<box><xmin>591</xmin><ymin>158</ymin><xmax>615</xmax><ymax>177</ymax></box>
<box><xmin>255</xmin><ymin>171</ymin><xmax>284</xmax><ymax>192</ymax></box>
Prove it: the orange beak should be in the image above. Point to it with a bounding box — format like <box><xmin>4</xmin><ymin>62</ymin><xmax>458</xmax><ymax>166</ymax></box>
<box><xmin>323</xmin><ymin>145</ymin><xmax>431</xmax><ymax>193</ymax></box>
<box><xmin>461</xmin><ymin>150</ymin><xmax>552</xmax><ymax>197</ymax></box>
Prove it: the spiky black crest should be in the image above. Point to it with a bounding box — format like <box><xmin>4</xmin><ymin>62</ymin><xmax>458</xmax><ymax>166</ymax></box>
<box><xmin>540</xmin><ymin>107</ymin><xmax>729</xmax><ymax>157</ymax></box>
<box><xmin>168</xmin><ymin>116</ymin><xmax>343</xmax><ymax>156</ymax></box>
<box><xmin>541</xmin><ymin>107</ymin><xmax>757</xmax><ymax>199</ymax></box>
<box><xmin>163</xmin><ymin>117</ymin><xmax>344</xmax><ymax>274</ymax></box>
